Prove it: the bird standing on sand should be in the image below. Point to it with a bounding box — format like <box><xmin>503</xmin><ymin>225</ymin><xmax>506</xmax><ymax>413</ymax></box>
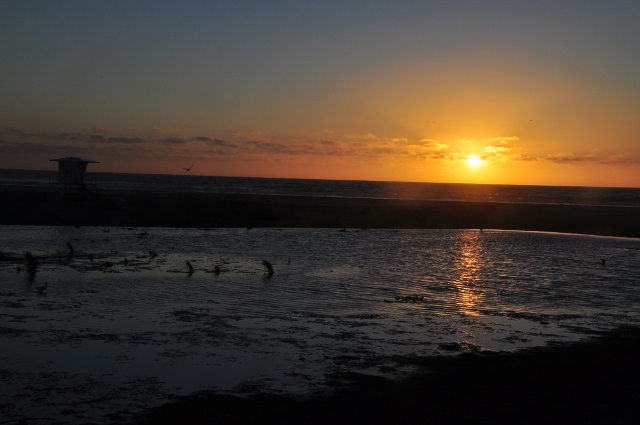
<box><xmin>186</xmin><ymin>261</ymin><xmax>194</xmax><ymax>276</ymax></box>
<box><xmin>214</xmin><ymin>265</ymin><xmax>221</xmax><ymax>275</ymax></box>
<box><xmin>25</xmin><ymin>252</ymin><xmax>38</xmax><ymax>276</ymax></box>
<box><xmin>262</xmin><ymin>260</ymin><xmax>274</xmax><ymax>276</ymax></box>
<box><xmin>601</xmin><ymin>258</ymin><xmax>606</xmax><ymax>265</ymax></box>
<box><xmin>183</xmin><ymin>164</ymin><xmax>194</xmax><ymax>171</ymax></box>
<box><xmin>66</xmin><ymin>242</ymin><xmax>74</xmax><ymax>256</ymax></box>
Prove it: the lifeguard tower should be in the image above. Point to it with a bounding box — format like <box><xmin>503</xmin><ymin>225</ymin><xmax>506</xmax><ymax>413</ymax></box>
<box><xmin>50</xmin><ymin>157</ymin><xmax>100</xmax><ymax>198</ymax></box>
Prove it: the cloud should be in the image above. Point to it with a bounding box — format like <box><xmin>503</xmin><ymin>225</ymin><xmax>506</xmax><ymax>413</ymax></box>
<box><xmin>483</xmin><ymin>145</ymin><xmax>511</xmax><ymax>154</ymax></box>
<box><xmin>504</xmin><ymin>152</ymin><xmax>640</xmax><ymax>165</ymax></box>
<box><xmin>321</xmin><ymin>140</ymin><xmax>339</xmax><ymax>146</ymax></box>
<box><xmin>418</xmin><ymin>139</ymin><xmax>449</xmax><ymax>150</ymax></box>
<box><xmin>160</xmin><ymin>137</ymin><xmax>187</xmax><ymax>145</ymax></box>
<box><xmin>56</xmin><ymin>132</ymin><xmax>84</xmax><ymax>141</ymax></box>
<box><xmin>2</xmin><ymin>125</ymin><xmax>637</xmax><ymax>170</ymax></box>
<box><xmin>87</xmin><ymin>135</ymin><xmax>107</xmax><ymax>143</ymax></box>
<box><xmin>106</xmin><ymin>137</ymin><xmax>145</xmax><ymax>144</ymax></box>
<box><xmin>422</xmin><ymin>152</ymin><xmax>468</xmax><ymax>162</ymax></box>
<box><xmin>192</xmin><ymin>136</ymin><xmax>237</xmax><ymax>147</ymax></box>
<box><xmin>492</xmin><ymin>136</ymin><xmax>519</xmax><ymax>145</ymax></box>
<box><xmin>544</xmin><ymin>153</ymin><xmax>594</xmax><ymax>164</ymax></box>
<box><xmin>508</xmin><ymin>155</ymin><xmax>536</xmax><ymax>161</ymax></box>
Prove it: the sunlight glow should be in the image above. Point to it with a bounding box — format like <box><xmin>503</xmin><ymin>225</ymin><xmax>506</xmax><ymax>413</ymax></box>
<box><xmin>453</xmin><ymin>231</ymin><xmax>485</xmax><ymax>316</ymax></box>
<box><xmin>467</xmin><ymin>155</ymin><xmax>483</xmax><ymax>168</ymax></box>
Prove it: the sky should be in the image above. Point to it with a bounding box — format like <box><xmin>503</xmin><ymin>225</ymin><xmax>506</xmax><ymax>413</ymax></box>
<box><xmin>1</xmin><ymin>0</ymin><xmax>640</xmax><ymax>187</ymax></box>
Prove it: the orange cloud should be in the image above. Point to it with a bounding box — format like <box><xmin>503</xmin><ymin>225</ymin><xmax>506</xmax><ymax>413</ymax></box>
<box><xmin>418</xmin><ymin>139</ymin><xmax>449</xmax><ymax>150</ymax></box>
<box><xmin>492</xmin><ymin>136</ymin><xmax>519</xmax><ymax>145</ymax></box>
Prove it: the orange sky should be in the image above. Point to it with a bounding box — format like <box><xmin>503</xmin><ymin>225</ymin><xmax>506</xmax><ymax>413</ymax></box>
<box><xmin>1</xmin><ymin>1</ymin><xmax>639</xmax><ymax>187</ymax></box>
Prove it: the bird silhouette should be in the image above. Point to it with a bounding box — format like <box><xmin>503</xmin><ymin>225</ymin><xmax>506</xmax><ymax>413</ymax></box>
<box><xmin>35</xmin><ymin>282</ymin><xmax>48</xmax><ymax>294</ymax></box>
<box><xmin>601</xmin><ymin>258</ymin><xmax>606</xmax><ymax>265</ymax></box>
<box><xmin>66</xmin><ymin>242</ymin><xmax>74</xmax><ymax>256</ymax></box>
<box><xmin>186</xmin><ymin>261</ymin><xmax>194</xmax><ymax>276</ymax></box>
<box><xmin>149</xmin><ymin>251</ymin><xmax>158</xmax><ymax>259</ymax></box>
<box><xmin>262</xmin><ymin>260</ymin><xmax>274</xmax><ymax>276</ymax></box>
<box><xmin>214</xmin><ymin>265</ymin><xmax>221</xmax><ymax>275</ymax></box>
<box><xmin>25</xmin><ymin>251</ymin><xmax>38</xmax><ymax>276</ymax></box>
<box><xmin>183</xmin><ymin>164</ymin><xmax>194</xmax><ymax>171</ymax></box>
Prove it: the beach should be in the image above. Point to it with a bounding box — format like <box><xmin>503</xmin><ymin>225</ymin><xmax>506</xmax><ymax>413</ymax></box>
<box><xmin>1</xmin><ymin>186</ymin><xmax>639</xmax><ymax>237</ymax></box>
<box><xmin>1</xmin><ymin>186</ymin><xmax>640</xmax><ymax>424</ymax></box>
<box><xmin>139</xmin><ymin>326</ymin><xmax>640</xmax><ymax>425</ymax></box>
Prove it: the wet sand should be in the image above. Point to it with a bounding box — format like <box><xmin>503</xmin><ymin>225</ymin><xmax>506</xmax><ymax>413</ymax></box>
<box><xmin>1</xmin><ymin>186</ymin><xmax>639</xmax><ymax>237</ymax></box>
<box><xmin>138</xmin><ymin>326</ymin><xmax>640</xmax><ymax>425</ymax></box>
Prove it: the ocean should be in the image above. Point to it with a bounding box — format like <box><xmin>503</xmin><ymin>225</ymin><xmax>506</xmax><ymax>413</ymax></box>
<box><xmin>2</xmin><ymin>168</ymin><xmax>640</xmax><ymax>207</ymax></box>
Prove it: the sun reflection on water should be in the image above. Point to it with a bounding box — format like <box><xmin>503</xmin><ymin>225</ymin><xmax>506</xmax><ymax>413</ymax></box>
<box><xmin>453</xmin><ymin>231</ymin><xmax>486</xmax><ymax>316</ymax></box>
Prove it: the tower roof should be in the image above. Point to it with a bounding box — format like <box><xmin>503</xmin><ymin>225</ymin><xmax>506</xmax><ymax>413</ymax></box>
<box><xmin>50</xmin><ymin>157</ymin><xmax>99</xmax><ymax>163</ymax></box>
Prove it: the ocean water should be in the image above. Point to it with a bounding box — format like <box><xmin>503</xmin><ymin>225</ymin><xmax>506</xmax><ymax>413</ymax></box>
<box><xmin>1</xmin><ymin>226</ymin><xmax>640</xmax><ymax>422</ymax></box>
<box><xmin>2</xmin><ymin>168</ymin><xmax>640</xmax><ymax>206</ymax></box>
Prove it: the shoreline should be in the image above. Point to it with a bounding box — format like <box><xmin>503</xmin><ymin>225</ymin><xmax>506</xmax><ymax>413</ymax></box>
<box><xmin>1</xmin><ymin>186</ymin><xmax>638</xmax><ymax>237</ymax></box>
<box><xmin>136</xmin><ymin>326</ymin><xmax>640</xmax><ymax>425</ymax></box>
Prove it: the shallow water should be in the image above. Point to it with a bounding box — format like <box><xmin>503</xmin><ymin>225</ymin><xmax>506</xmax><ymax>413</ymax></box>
<box><xmin>1</xmin><ymin>226</ymin><xmax>639</xmax><ymax>423</ymax></box>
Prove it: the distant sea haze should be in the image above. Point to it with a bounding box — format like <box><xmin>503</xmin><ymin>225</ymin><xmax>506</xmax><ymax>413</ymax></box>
<box><xmin>1</xmin><ymin>168</ymin><xmax>640</xmax><ymax>207</ymax></box>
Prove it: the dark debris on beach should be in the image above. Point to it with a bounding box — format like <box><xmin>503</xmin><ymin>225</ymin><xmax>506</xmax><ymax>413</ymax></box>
<box><xmin>136</xmin><ymin>326</ymin><xmax>640</xmax><ymax>425</ymax></box>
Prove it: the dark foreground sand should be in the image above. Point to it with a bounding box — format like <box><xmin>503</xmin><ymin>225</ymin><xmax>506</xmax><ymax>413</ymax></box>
<box><xmin>137</xmin><ymin>327</ymin><xmax>640</xmax><ymax>425</ymax></box>
<box><xmin>1</xmin><ymin>186</ymin><xmax>639</xmax><ymax>237</ymax></box>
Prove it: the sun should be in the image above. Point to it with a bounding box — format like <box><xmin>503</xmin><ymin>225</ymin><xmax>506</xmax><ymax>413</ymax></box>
<box><xmin>467</xmin><ymin>154</ymin><xmax>483</xmax><ymax>168</ymax></box>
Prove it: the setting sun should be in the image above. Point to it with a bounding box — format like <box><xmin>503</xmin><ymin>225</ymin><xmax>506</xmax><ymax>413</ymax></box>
<box><xmin>467</xmin><ymin>155</ymin><xmax>483</xmax><ymax>168</ymax></box>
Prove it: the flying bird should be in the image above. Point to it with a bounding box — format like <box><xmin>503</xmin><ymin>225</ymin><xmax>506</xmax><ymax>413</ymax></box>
<box><xmin>183</xmin><ymin>164</ymin><xmax>194</xmax><ymax>171</ymax></box>
<box><xmin>262</xmin><ymin>260</ymin><xmax>274</xmax><ymax>276</ymax></box>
